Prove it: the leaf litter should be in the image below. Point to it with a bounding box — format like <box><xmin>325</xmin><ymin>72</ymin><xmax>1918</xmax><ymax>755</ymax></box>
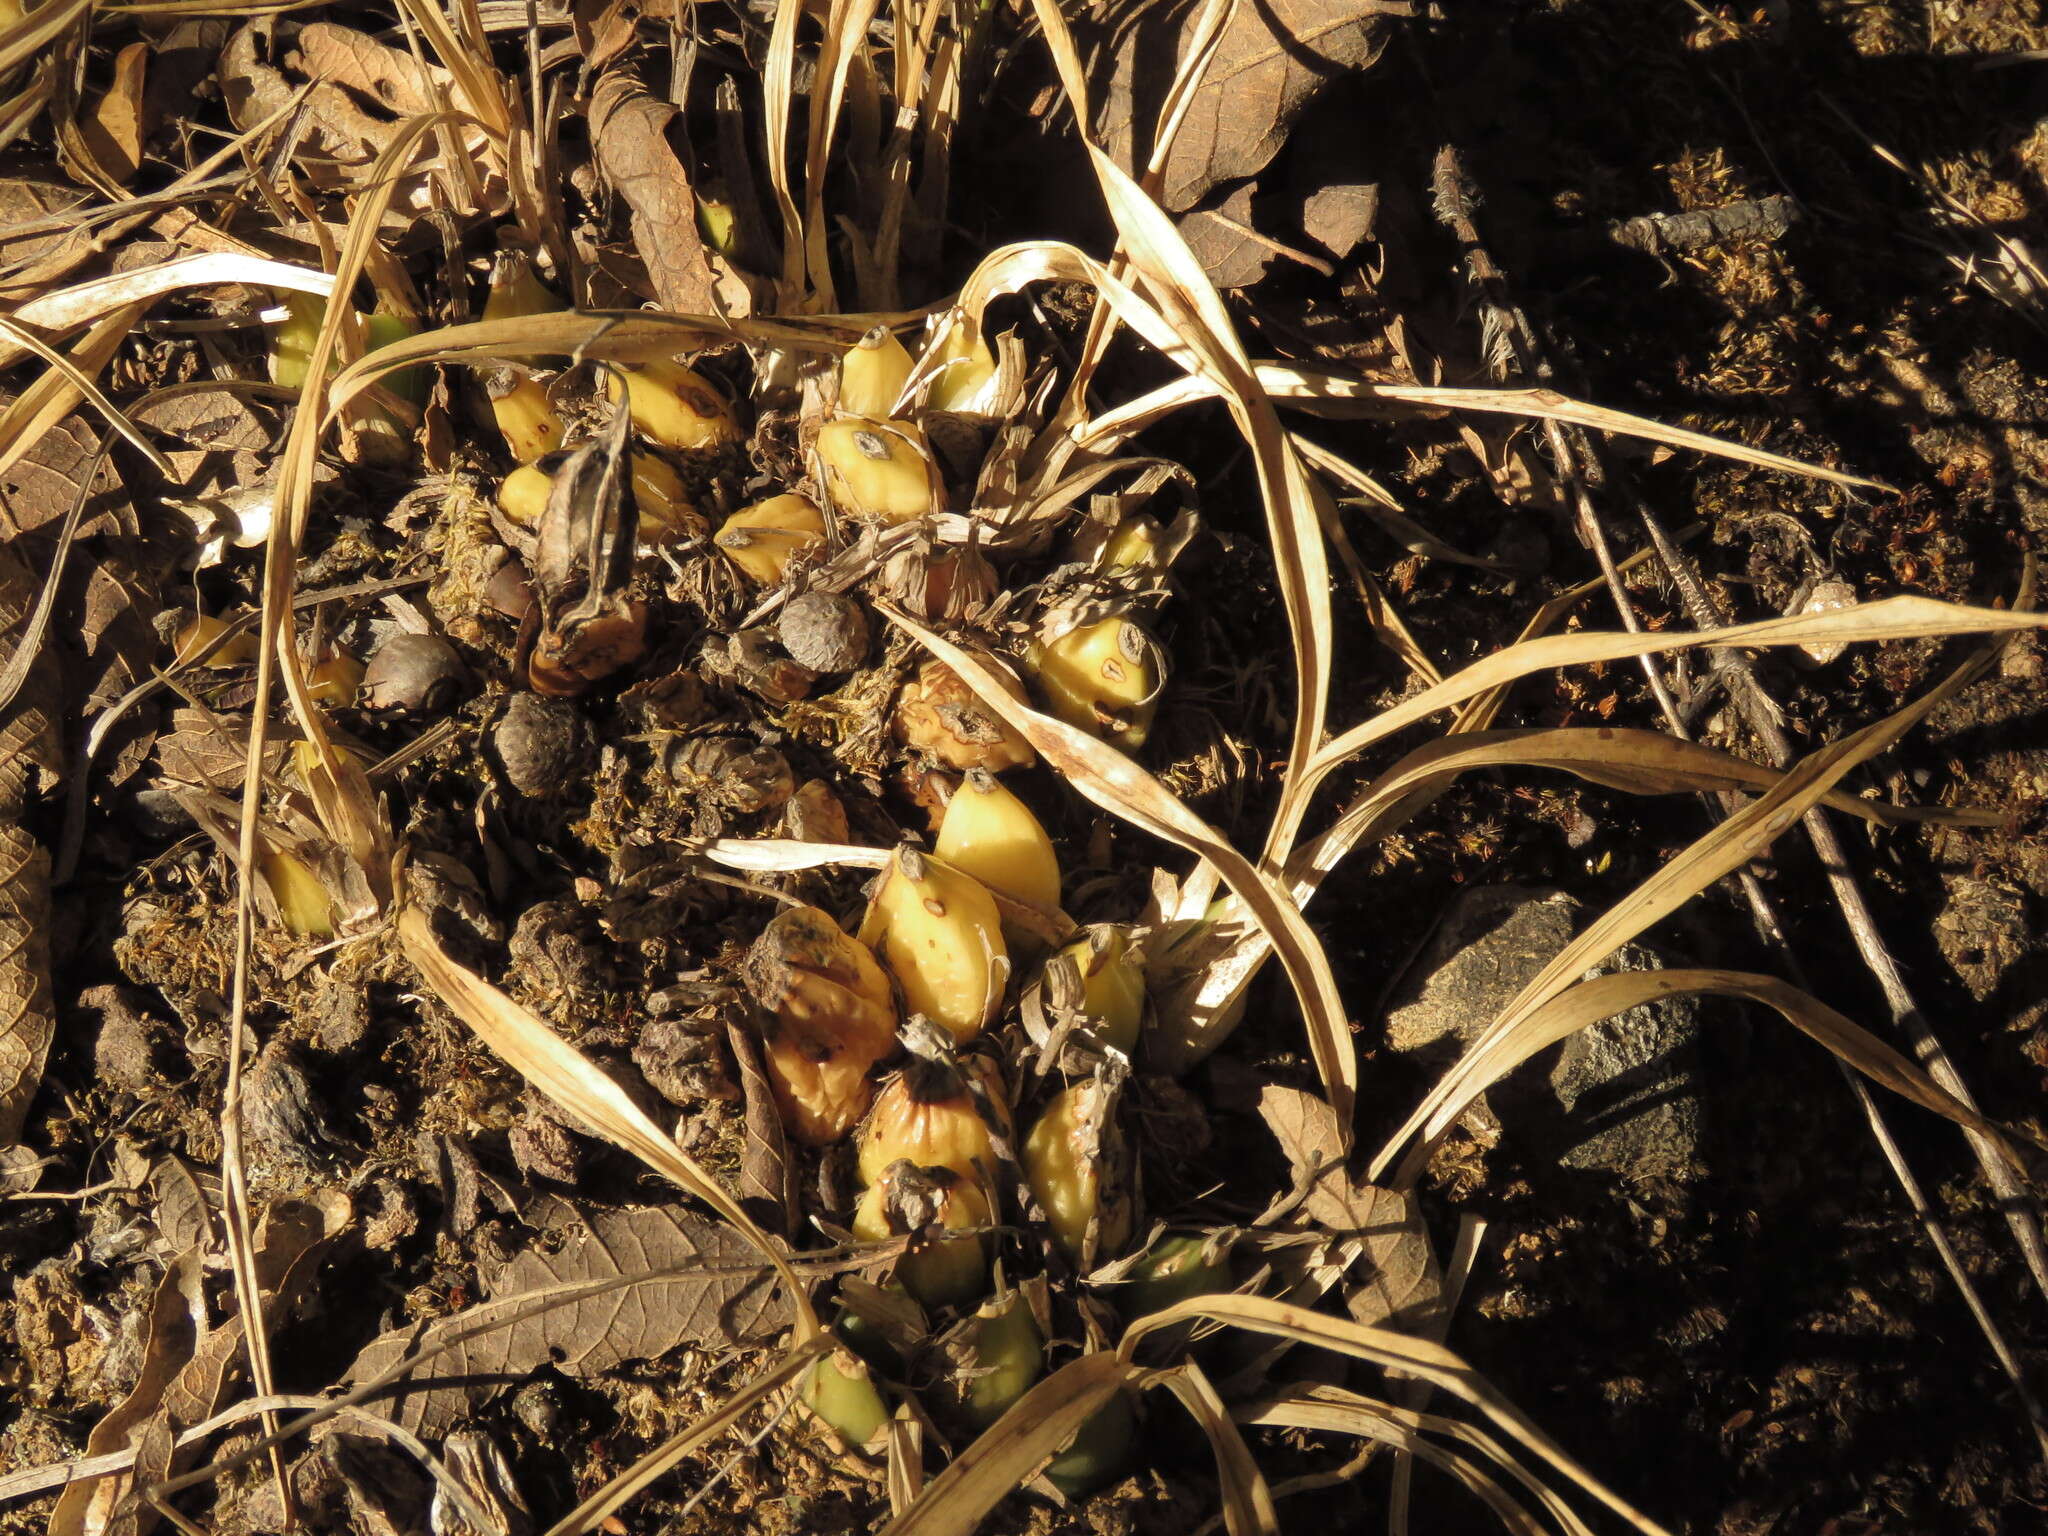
<box><xmin>1</xmin><ymin>1</ymin><xmax>2047</xmax><ymax>1534</ymax></box>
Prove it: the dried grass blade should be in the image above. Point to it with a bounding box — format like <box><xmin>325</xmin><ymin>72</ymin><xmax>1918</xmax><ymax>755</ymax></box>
<box><xmin>397</xmin><ymin>907</ymin><xmax>818</xmax><ymax>1335</ymax></box>
<box><xmin>0</xmin><ymin>0</ymin><xmax>92</xmax><ymax>84</ymax></box>
<box><xmin>764</xmin><ymin>0</ymin><xmax>807</xmax><ymax>304</ymax></box>
<box><xmin>0</xmin><ymin>301</ymin><xmax>142</xmax><ymax>480</ymax></box>
<box><xmin>0</xmin><ymin>313</ymin><xmax>171</xmax><ymax>475</ymax></box>
<box><xmin>880</xmin><ymin>606</ymin><xmax>1358</xmax><ymax>1145</ymax></box>
<box><xmin>1122</xmin><ymin>1295</ymin><xmax>1674</xmax><ymax>1535</ymax></box>
<box><xmin>1242</xmin><ymin>1385</ymin><xmax>1573</xmax><ymax>1536</ymax></box>
<box><xmin>1311</xmin><ymin>726</ymin><xmax>1993</xmax><ymax>879</ymax></box>
<box><xmin>886</xmin><ymin>1407</ymin><xmax>924</xmax><ymax>1516</ymax></box>
<box><xmin>1377</xmin><ymin>967</ymin><xmax>2031</xmax><ymax>1187</ymax></box>
<box><xmin>1368</xmin><ymin>630</ymin><xmax>2012</xmax><ymax>1185</ymax></box>
<box><xmin>1153</xmin><ymin>719</ymin><xmax>1985</xmax><ymax>1072</ymax></box>
<box><xmin>1303</xmin><ymin>595</ymin><xmax>2048</xmax><ymax>805</ymax></box>
<box><xmin>540</xmin><ymin>1336</ymin><xmax>830</xmax><ymax>1536</ymax></box>
<box><xmin>799</xmin><ymin>0</ymin><xmax>882</xmax><ymax>308</ymax></box>
<box><xmin>875</xmin><ymin>1355</ymin><xmax>1130</xmax><ymax>1536</ymax></box>
<box><xmin>2</xmin><ymin>256</ymin><xmax>335</xmax><ymax>364</ymax></box>
<box><xmin>1078</xmin><ymin>145</ymin><xmax>1334</xmax><ymax>876</ymax></box>
<box><xmin>1157</xmin><ymin>1361</ymin><xmax>1278</xmax><ymax>1536</ymax></box>
<box><xmin>1252</xmin><ymin>366</ymin><xmax>1887</xmax><ymax>491</ymax></box>
<box><xmin>702</xmin><ymin>838</ymin><xmax>891</xmax><ymax>874</ymax></box>
<box><xmin>390</xmin><ymin>0</ymin><xmax>510</xmax><ymax>140</ymax></box>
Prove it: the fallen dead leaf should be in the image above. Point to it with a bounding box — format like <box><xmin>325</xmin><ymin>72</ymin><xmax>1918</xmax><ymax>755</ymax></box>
<box><xmin>1093</xmin><ymin>0</ymin><xmax>1413</xmax><ymax>213</ymax></box>
<box><xmin>80</xmin><ymin>41</ymin><xmax>150</xmax><ymax>186</ymax></box>
<box><xmin>347</xmin><ymin>1199</ymin><xmax>794</xmax><ymax>1435</ymax></box>
<box><xmin>589</xmin><ymin>70</ymin><xmax>719</xmax><ymax>316</ymax></box>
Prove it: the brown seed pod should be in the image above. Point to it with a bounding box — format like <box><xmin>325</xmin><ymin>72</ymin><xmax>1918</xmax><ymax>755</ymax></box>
<box><xmin>893</xmin><ymin>658</ymin><xmax>1035</xmax><ymax>773</ymax></box>
<box><xmin>361</xmin><ymin>632</ymin><xmax>472</xmax><ymax>713</ymax></box>
<box><xmin>491</xmin><ymin>693</ymin><xmax>589</xmax><ymax>799</ymax></box>
<box><xmin>777</xmin><ymin>591</ymin><xmax>870</xmax><ymax>673</ymax></box>
<box><xmin>670</xmin><ymin>737</ymin><xmax>795</xmax><ymax>815</ymax></box>
<box><xmin>741</xmin><ymin>905</ymin><xmax>900</xmax><ymax>1145</ymax></box>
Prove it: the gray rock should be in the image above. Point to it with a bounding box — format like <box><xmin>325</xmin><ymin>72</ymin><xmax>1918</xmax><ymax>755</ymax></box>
<box><xmin>1384</xmin><ymin>885</ymin><xmax>1705</xmax><ymax>1182</ymax></box>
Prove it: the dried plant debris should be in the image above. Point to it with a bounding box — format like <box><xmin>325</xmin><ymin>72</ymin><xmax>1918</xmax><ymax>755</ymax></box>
<box><xmin>347</xmin><ymin>1200</ymin><xmax>794</xmax><ymax>1436</ymax></box>
<box><xmin>0</xmin><ymin>0</ymin><xmax>2045</xmax><ymax>1534</ymax></box>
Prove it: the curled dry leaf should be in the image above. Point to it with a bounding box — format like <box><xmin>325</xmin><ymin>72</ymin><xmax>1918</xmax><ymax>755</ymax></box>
<box><xmin>1254</xmin><ymin>1084</ymin><xmax>1442</xmax><ymax>1383</ymax></box>
<box><xmin>348</xmin><ymin>1200</ymin><xmax>795</xmax><ymax>1435</ymax></box>
<box><xmin>590</xmin><ymin>71</ymin><xmax>719</xmax><ymax>317</ymax></box>
<box><xmin>51</xmin><ymin>1190</ymin><xmax>350</xmax><ymax>1536</ymax></box>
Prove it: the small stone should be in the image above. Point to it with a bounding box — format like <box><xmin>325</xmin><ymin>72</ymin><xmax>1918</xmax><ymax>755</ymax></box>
<box><xmin>778</xmin><ymin>591</ymin><xmax>871</xmax><ymax>672</ymax></box>
<box><xmin>362</xmin><ymin>632</ymin><xmax>471</xmax><ymax>713</ymax></box>
<box><xmin>126</xmin><ymin>788</ymin><xmax>196</xmax><ymax>840</ymax></box>
<box><xmin>1797</xmin><ymin>580</ymin><xmax>1857</xmax><ymax>665</ymax></box>
<box><xmin>492</xmin><ymin>693</ymin><xmax>589</xmax><ymax>798</ymax></box>
<box><xmin>1384</xmin><ymin>885</ymin><xmax>1704</xmax><ymax>1182</ymax></box>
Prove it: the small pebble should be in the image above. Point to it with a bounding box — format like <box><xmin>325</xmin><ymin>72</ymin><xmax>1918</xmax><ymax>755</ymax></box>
<box><xmin>778</xmin><ymin>591</ymin><xmax>871</xmax><ymax>672</ymax></box>
<box><xmin>361</xmin><ymin>632</ymin><xmax>471</xmax><ymax>713</ymax></box>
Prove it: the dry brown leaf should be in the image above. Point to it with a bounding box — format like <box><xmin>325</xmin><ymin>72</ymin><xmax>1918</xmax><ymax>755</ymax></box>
<box><xmin>80</xmin><ymin>41</ymin><xmax>149</xmax><ymax>186</ymax></box>
<box><xmin>1180</xmin><ymin>182</ymin><xmax>1274</xmax><ymax>290</ymax></box>
<box><xmin>0</xmin><ymin>541</ymin><xmax>58</xmax><ymax>1149</ymax></box>
<box><xmin>47</xmin><ymin>1249</ymin><xmax>206</xmax><ymax>1536</ymax></box>
<box><xmin>0</xmin><ymin>174</ymin><xmax>91</xmax><ymax>295</ymax></box>
<box><xmin>294</xmin><ymin>21</ymin><xmax>453</xmax><ymax>116</ymax></box>
<box><xmin>395</xmin><ymin>905</ymin><xmax>817</xmax><ymax>1337</ymax></box>
<box><xmin>49</xmin><ymin>1191</ymin><xmax>347</xmax><ymax>1536</ymax></box>
<box><xmin>725</xmin><ymin>1019</ymin><xmax>798</xmax><ymax>1237</ymax></box>
<box><xmin>348</xmin><ymin>1200</ymin><xmax>794</xmax><ymax>1435</ymax></box>
<box><xmin>1257</xmin><ymin>1086</ymin><xmax>1442</xmax><ymax>1330</ymax></box>
<box><xmin>1093</xmin><ymin>0</ymin><xmax>1412</xmax><ymax>212</ymax></box>
<box><xmin>0</xmin><ymin>413</ymin><xmax>123</xmax><ymax>538</ymax></box>
<box><xmin>157</xmin><ymin>711</ymin><xmax>291</xmax><ymax>795</ymax></box>
<box><xmin>129</xmin><ymin>389</ymin><xmax>273</xmax><ymax>454</ymax></box>
<box><xmin>589</xmin><ymin>72</ymin><xmax>718</xmax><ymax>317</ymax></box>
<box><xmin>219</xmin><ymin>24</ymin><xmax>395</xmax><ymax>190</ymax></box>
